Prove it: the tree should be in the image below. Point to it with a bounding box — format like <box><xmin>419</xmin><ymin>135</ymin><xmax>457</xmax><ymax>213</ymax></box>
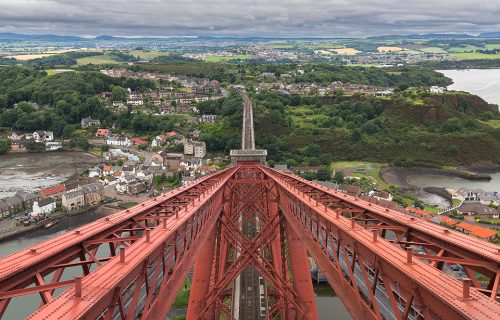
<box><xmin>28</xmin><ymin>140</ymin><xmax>45</xmax><ymax>153</ymax></box>
<box><xmin>305</xmin><ymin>143</ymin><xmax>321</xmax><ymax>157</ymax></box>
<box><xmin>101</xmin><ymin>144</ymin><xmax>110</xmax><ymax>152</ymax></box>
<box><xmin>111</xmin><ymin>86</ymin><xmax>127</xmax><ymax>102</ymax></box>
<box><xmin>350</xmin><ymin>129</ymin><xmax>362</xmax><ymax>142</ymax></box>
<box><xmin>316</xmin><ymin>166</ymin><xmax>332</xmax><ymax>181</ymax></box>
<box><xmin>333</xmin><ymin>171</ymin><xmax>345</xmax><ymax>183</ymax></box>
<box><xmin>0</xmin><ymin>139</ymin><xmax>10</xmax><ymax>154</ymax></box>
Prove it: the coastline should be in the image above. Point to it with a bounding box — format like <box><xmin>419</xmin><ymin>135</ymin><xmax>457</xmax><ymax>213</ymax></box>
<box><xmin>381</xmin><ymin>166</ymin><xmax>493</xmax><ymax>187</ymax></box>
<box><xmin>0</xmin><ymin>203</ymin><xmax>119</xmax><ymax>242</ymax></box>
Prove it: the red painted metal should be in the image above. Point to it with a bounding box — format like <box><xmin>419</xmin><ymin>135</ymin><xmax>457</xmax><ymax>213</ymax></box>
<box><xmin>0</xmin><ymin>164</ymin><xmax>499</xmax><ymax>320</ymax></box>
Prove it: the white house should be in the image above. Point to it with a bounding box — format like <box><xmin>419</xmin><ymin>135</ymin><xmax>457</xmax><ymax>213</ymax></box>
<box><xmin>32</xmin><ymin>198</ymin><xmax>56</xmax><ymax>216</ymax></box>
<box><xmin>430</xmin><ymin>86</ymin><xmax>445</xmax><ymax>94</ymax></box>
<box><xmin>115</xmin><ymin>183</ymin><xmax>128</xmax><ymax>194</ymax></box>
<box><xmin>33</xmin><ymin>130</ymin><xmax>54</xmax><ymax>143</ymax></box>
<box><xmin>127</xmin><ymin>98</ymin><xmax>144</xmax><ymax>106</ymax></box>
<box><xmin>45</xmin><ymin>141</ymin><xmax>62</xmax><ymax>151</ymax></box>
<box><xmin>107</xmin><ymin>136</ymin><xmax>132</xmax><ymax>147</ymax></box>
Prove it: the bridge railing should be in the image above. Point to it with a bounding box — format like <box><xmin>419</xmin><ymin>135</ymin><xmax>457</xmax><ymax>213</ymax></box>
<box><xmin>0</xmin><ymin>166</ymin><xmax>238</xmax><ymax>320</ymax></box>
<box><xmin>262</xmin><ymin>166</ymin><xmax>500</xmax><ymax>320</ymax></box>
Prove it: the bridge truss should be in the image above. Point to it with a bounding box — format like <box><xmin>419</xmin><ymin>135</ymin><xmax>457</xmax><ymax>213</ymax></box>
<box><xmin>0</xmin><ymin>164</ymin><xmax>499</xmax><ymax>319</ymax></box>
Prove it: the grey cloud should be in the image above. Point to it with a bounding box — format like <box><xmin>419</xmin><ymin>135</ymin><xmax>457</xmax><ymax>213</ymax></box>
<box><xmin>0</xmin><ymin>0</ymin><xmax>499</xmax><ymax>36</ymax></box>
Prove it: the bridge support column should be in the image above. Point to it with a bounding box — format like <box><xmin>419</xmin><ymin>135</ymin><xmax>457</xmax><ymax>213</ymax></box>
<box><xmin>286</xmin><ymin>220</ymin><xmax>319</xmax><ymax>320</ymax></box>
<box><xmin>186</xmin><ymin>223</ymin><xmax>217</xmax><ymax>320</ymax></box>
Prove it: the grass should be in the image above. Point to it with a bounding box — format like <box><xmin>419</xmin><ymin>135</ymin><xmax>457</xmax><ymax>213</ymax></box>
<box><xmin>450</xmin><ymin>52</ymin><xmax>500</xmax><ymax>60</ymax></box>
<box><xmin>76</xmin><ymin>54</ymin><xmax>122</xmax><ymax>65</ymax></box>
<box><xmin>480</xmin><ymin>119</ymin><xmax>500</xmax><ymax>129</ymax></box>
<box><xmin>130</xmin><ymin>50</ymin><xmax>170</xmax><ymax>59</ymax></box>
<box><xmin>172</xmin><ymin>278</ymin><xmax>190</xmax><ymax>309</ymax></box>
<box><xmin>485</xmin><ymin>44</ymin><xmax>500</xmax><ymax>50</ymax></box>
<box><xmin>202</xmin><ymin>54</ymin><xmax>251</xmax><ymax>62</ymax></box>
<box><xmin>330</xmin><ymin>161</ymin><xmax>389</xmax><ymax>189</ymax></box>
<box><xmin>396</xmin><ymin>49</ymin><xmax>424</xmax><ymax>55</ymax></box>
<box><xmin>272</xmin><ymin>44</ymin><xmax>295</xmax><ymax>49</ymax></box>
<box><xmin>447</xmin><ymin>46</ymin><xmax>482</xmax><ymax>53</ymax></box>
<box><xmin>452</xmin><ymin>198</ymin><xmax>462</xmax><ymax>206</ymax></box>
<box><xmin>424</xmin><ymin>205</ymin><xmax>441</xmax><ymax>214</ymax></box>
<box><xmin>420</xmin><ymin>47</ymin><xmax>447</xmax><ymax>54</ymax></box>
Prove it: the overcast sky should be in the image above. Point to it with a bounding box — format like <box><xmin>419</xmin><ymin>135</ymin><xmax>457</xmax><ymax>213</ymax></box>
<box><xmin>1</xmin><ymin>0</ymin><xmax>499</xmax><ymax>37</ymax></box>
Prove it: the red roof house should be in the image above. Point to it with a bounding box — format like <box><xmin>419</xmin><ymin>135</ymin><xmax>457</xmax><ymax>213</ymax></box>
<box><xmin>40</xmin><ymin>184</ymin><xmax>66</xmax><ymax>197</ymax></box>
<box><xmin>130</xmin><ymin>138</ymin><xmax>148</xmax><ymax>145</ymax></box>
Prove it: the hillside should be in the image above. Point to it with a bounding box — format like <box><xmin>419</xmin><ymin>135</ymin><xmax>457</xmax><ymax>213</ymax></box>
<box><xmin>200</xmin><ymin>90</ymin><xmax>500</xmax><ymax>167</ymax></box>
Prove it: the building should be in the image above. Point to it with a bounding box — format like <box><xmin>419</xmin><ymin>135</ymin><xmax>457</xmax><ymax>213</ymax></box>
<box><xmin>81</xmin><ymin>117</ymin><xmax>101</xmax><ymax>128</ymax></box>
<box><xmin>152</xmin><ymin>151</ymin><xmax>184</xmax><ymax>171</ymax></box>
<box><xmin>127</xmin><ymin>98</ymin><xmax>144</xmax><ymax>106</ymax></box>
<box><xmin>184</xmin><ymin>140</ymin><xmax>206</xmax><ymax>158</ymax></box>
<box><xmin>62</xmin><ymin>189</ymin><xmax>85</xmax><ymax>212</ymax></box>
<box><xmin>0</xmin><ymin>201</ymin><xmax>10</xmax><ymax>218</ymax></box>
<box><xmin>456</xmin><ymin>202</ymin><xmax>499</xmax><ymax>219</ymax></box>
<box><xmin>96</xmin><ymin>129</ymin><xmax>110</xmax><ymax>137</ymax></box>
<box><xmin>3</xmin><ymin>195</ymin><xmax>24</xmax><ymax>214</ymax></box>
<box><xmin>40</xmin><ymin>184</ymin><xmax>66</xmax><ymax>199</ymax></box>
<box><xmin>17</xmin><ymin>191</ymin><xmax>40</xmax><ymax>210</ymax></box>
<box><xmin>128</xmin><ymin>182</ymin><xmax>146</xmax><ymax>195</ymax></box>
<box><xmin>130</xmin><ymin>138</ymin><xmax>148</xmax><ymax>146</ymax></box>
<box><xmin>33</xmin><ymin>130</ymin><xmax>54</xmax><ymax>143</ymax></box>
<box><xmin>430</xmin><ymin>86</ymin><xmax>445</xmax><ymax>94</ymax></box>
<box><xmin>10</xmin><ymin>135</ymin><xmax>27</xmax><ymax>152</ymax></box>
<box><xmin>45</xmin><ymin>141</ymin><xmax>62</xmax><ymax>151</ymax></box>
<box><xmin>201</xmin><ymin>114</ymin><xmax>220</xmax><ymax>123</ymax></box>
<box><xmin>455</xmin><ymin>222</ymin><xmax>497</xmax><ymax>240</ymax></box>
<box><xmin>107</xmin><ymin>136</ymin><xmax>132</xmax><ymax>147</ymax></box>
<box><xmin>32</xmin><ymin>198</ymin><xmax>56</xmax><ymax>216</ymax></box>
<box><xmin>337</xmin><ymin>184</ymin><xmax>362</xmax><ymax>197</ymax></box>
<box><xmin>406</xmin><ymin>206</ymin><xmax>434</xmax><ymax>219</ymax></box>
<box><xmin>82</xmin><ymin>183</ymin><xmax>104</xmax><ymax>206</ymax></box>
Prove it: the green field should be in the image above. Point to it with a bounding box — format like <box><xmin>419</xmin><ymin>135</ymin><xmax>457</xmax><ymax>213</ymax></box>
<box><xmin>76</xmin><ymin>54</ymin><xmax>121</xmax><ymax>65</ymax></box>
<box><xmin>130</xmin><ymin>50</ymin><xmax>170</xmax><ymax>59</ymax></box>
<box><xmin>450</xmin><ymin>52</ymin><xmax>500</xmax><ymax>60</ymax></box>
<box><xmin>202</xmin><ymin>54</ymin><xmax>251</xmax><ymax>62</ymax></box>
<box><xmin>420</xmin><ymin>47</ymin><xmax>447</xmax><ymax>54</ymax></box>
<box><xmin>485</xmin><ymin>44</ymin><xmax>500</xmax><ymax>50</ymax></box>
<box><xmin>271</xmin><ymin>43</ymin><xmax>295</xmax><ymax>49</ymax></box>
<box><xmin>330</xmin><ymin>161</ymin><xmax>389</xmax><ymax>189</ymax></box>
<box><xmin>481</xmin><ymin>119</ymin><xmax>500</xmax><ymax>129</ymax></box>
<box><xmin>447</xmin><ymin>45</ymin><xmax>482</xmax><ymax>53</ymax></box>
<box><xmin>301</xmin><ymin>44</ymin><xmax>346</xmax><ymax>49</ymax></box>
<box><xmin>396</xmin><ymin>49</ymin><xmax>424</xmax><ymax>55</ymax></box>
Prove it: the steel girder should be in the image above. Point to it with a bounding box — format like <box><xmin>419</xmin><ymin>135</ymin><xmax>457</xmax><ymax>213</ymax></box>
<box><xmin>262</xmin><ymin>165</ymin><xmax>500</xmax><ymax>320</ymax></box>
<box><xmin>0</xmin><ymin>167</ymin><xmax>237</xmax><ymax>319</ymax></box>
<box><xmin>263</xmin><ymin>167</ymin><xmax>500</xmax><ymax>301</ymax></box>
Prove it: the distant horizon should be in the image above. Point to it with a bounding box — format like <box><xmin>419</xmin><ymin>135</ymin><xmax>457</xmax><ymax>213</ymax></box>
<box><xmin>1</xmin><ymin>1</ymin><xmax>499</xmax><ymax>38</ymax></box>
<box><xmin>1</xmin><ymin>31</ymin><xmax>500</xmax><ymax>40</ymax></box>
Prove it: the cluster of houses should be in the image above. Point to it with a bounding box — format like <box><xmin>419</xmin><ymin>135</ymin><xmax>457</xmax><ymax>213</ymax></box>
<box><xmin>8</xmin><ymin>130</ymin><xmax>62</xmax><ymax>152</ymax></box>
<box><xmin>257</xmin><ymin>81</ymin><xmax>394</xmax><ymax>97</ymax></box>
<box><xmin>99</xmin><ymin>69</ymin><xmax>223</xmax><ymax>115</ymax></box>
<box><xmin>0</xmin><ymin>178</ymin><xmax>104</xmax><ymax>220</ymax></box>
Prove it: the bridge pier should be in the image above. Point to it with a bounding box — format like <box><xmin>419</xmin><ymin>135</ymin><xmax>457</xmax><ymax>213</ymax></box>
<box><xmin>186</xmin><ymin>223</ymin><xmax>217</xmax><ymax>320</ymax></box>
<box><xmin>286</xmin><ymin>220</ymin><xmax>319</xmax><ymax>320</ymax></box>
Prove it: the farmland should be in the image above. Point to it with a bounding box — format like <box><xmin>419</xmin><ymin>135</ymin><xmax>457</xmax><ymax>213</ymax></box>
<box><xmin>76</xmin><ymin>54</ymin><xmax>122</xmax><ymax>65</ymax></box>
<box><xmin>202</xmin><ymin>54</ymin><xmax>251</xmax><ymax>62</ymax></box>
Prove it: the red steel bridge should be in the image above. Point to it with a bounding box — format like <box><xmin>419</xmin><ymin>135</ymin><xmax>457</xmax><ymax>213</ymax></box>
<box><xmin>1</xmin><ymin>90</ymin><xmax>499</xmax><ymax>319</ymax></box>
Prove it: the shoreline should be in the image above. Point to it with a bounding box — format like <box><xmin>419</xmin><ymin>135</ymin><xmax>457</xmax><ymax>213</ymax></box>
<box><xmin>381</xmin><ymin>166</ymin><xmax>494</xmax><ymax>187</ymax></box>
<box><xmin>0</xmin><ymin>149</ymin><xmax>100</xmax><ymax>160</ymax></box>
<box><xmin>0</xmin><ymin>203</ymin><xmax>119</xmax><ymax>242</ymax></box>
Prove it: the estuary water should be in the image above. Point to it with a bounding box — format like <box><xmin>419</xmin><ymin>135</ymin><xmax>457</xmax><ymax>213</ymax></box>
<box><xmin>437</xmin><ymin>69</ymin><xmax>500</xmax><ymax>109</ymax></box>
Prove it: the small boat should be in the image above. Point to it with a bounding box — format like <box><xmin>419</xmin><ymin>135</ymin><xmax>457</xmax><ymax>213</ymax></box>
<box><xmin>44</xmin><ymin>219</ymin><xmax>60</xmax><ymax>229</ymax></box>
